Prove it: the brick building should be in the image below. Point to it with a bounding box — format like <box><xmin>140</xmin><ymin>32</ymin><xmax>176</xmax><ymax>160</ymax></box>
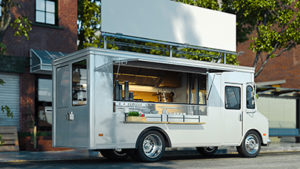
<box><xmin>237</xmin><ymin>42</ymin><xmax>300</xmax><ymax>89</ymax></box>
<box><xmin>0</xmin><ymin>0</ymin><xmax>77</xmax><ymax>150</ymax></box>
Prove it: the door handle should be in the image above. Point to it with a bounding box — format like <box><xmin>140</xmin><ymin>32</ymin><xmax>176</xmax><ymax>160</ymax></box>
<box><xmin>66</xmin><ymin>112</ymin><xmax>75</xmax><ymax>121</ymax></box>
<box><xmin>240</xmin><ymin>113</ymin><xmax>243</xmax><ymax>121</ymax></box>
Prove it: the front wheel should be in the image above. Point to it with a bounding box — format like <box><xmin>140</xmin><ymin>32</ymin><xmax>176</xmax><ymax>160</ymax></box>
<box><xmin>237</xmin><ymin>131</ymin><xmax>261</xmax><ymax>157</ymax></box>
<box><xmin>135</xmin><ymin>131</ymin><xmax>166</xmax><ymax>162</ymax></box>
<box><xmin>196</xmin><ymin>147</ymin><xmax>218</xmax><ymax>156</ymax></box>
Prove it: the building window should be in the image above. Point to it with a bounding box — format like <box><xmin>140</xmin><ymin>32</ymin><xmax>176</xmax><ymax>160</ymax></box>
<box><xmin>246</xmin><ymin>85</ymin><xmax>255</xmax><ymax>109</ymax></box>
<box><xmin>36</xmin><ymin>78</ymin><xmax>52</xmax><ymax>130</ymax></box>
<box><xmin>36</xmin><ymin>0</ymin><xmax>56</xmax><ymax>25</ymax></box>
<box><xmin>225</xmin><ymin>86</ymin><xmax>241</xmax><ymax>110</ymax></box>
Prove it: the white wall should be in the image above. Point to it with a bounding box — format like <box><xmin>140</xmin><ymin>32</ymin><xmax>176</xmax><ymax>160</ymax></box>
<box><xmin>257</xmin><ymin>96</ymin><xmax>296</xmax><ymax>128</ymax></box>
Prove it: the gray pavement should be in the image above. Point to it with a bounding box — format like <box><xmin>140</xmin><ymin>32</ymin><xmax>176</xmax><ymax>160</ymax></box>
<box><xmin>0</xmin><ymin>142</ymin><xmax>300</xmax><ymax>163</ymax></box>
<box><xmin>2</xmin><ymin>152</ymin><xmax>300</xmax><ymax>169</ymax></box>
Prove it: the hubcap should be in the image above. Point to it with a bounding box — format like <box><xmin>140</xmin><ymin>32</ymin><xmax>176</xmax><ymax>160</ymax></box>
<box><xmin>143</xmin><ymin>134</ymin><xmax>162</xmax><ymax>159</ymax></box>
<box><xmin>245</xmin><ymin>134</ymin><xmax>259</xmax><ymax>154</ymax></box>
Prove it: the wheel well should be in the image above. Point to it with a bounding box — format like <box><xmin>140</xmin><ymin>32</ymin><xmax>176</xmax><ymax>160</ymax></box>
<box><xmin>247</xmin><ymin>129</ymin><xmax>263</xmax><ymax>145</ymax></box>
<box><xmin>136</xmin><ymin>127</ymin><xmax>172</xmax><ymax>148</ymax></box>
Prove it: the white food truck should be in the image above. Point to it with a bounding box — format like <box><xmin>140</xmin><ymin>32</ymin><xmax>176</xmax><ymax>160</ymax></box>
<box><xmin>52</xmin><ymin>47</ymin><xmax>269</xmax><ymax>162</ymax></box>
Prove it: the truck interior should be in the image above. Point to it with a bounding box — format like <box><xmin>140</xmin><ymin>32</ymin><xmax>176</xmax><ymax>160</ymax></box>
<box><xmin>113</xmin><ymin>65</ymin><xmax>207</xmax><ymax>105</ymax></box>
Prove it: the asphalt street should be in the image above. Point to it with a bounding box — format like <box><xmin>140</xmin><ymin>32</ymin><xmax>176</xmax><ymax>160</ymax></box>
<box><xmin>1</xmin><ymin>151</ymin><xmax>300</xmax><ymax>169</ymax></box>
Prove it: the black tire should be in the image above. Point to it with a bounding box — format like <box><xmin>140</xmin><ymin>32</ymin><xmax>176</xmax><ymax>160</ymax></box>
<box><xmin>135</xmin><ymin>130</ymin><xmax>166</xmax><ymax>162</ymax></box>
<box><xmin>100</xmin><ymin>149</ymin><xmax>128</xmax><ymax>160</ymax></box>
<box><xmin>237</xmin><ymin>131</ymin><xmax>261</xmax><ymax>157</ymax></box>
<box><xmin>125</xmin><ymin>149</ymin><xmax>140</xmax><ymax>161</ymax></box>
<box><xmin>196</xmin><ymin>147</ymin><xmax>218</xmax><ymax>156</ymax></box>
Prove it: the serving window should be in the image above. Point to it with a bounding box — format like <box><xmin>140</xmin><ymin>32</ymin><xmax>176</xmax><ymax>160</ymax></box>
<box><xmin>113</xmin><ymin>65</ymin><xmax>207</xmax><ymax>105</ymax></box>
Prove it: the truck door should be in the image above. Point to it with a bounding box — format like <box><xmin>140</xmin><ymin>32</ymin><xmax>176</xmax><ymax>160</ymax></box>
<box><xmin>55</xmin><ymin>59</ymin><xmax>89</xmax><ymax>147</ymax></box>
<box><xmin>243</xmin><ymin>84</ymin><xmax>257</xmax><ymax>133</ymax></box>
<box><xmin>223</xmin><ymin>84</ymin><xmax>243</xmax><ymax>144</ymax></box>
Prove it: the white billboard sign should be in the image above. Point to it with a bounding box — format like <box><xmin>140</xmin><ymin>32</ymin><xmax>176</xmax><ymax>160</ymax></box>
<box><xmin>101</xmin><ymin>0</ymin><xmax>236</xmax><ymax>52</ymax></box>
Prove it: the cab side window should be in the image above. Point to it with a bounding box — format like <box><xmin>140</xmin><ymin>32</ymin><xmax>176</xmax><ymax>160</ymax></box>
<box><xmin>246</xmin><ymin>85</ymin><xmax>255</xmax><ymax>109</ymax></box>
<box><xmin>225</xmin><ymin>86</ymin><xmax>241</xmax><ymax>109</ymax></box>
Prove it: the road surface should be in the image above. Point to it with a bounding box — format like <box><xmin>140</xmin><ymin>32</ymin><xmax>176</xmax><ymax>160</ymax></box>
<box><xmin>1</xmin><ymin>151</ymin><xmax>300</xmax><ymax>169</ymax></box>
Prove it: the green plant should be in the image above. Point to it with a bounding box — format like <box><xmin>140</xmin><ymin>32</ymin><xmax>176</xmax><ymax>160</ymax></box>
<box><xmin>128</xmin><ymin>111</ymin><xmax>139</xmax><ymax>116</ymax></box>
<box><xmin>10</xmin><ymin>16</ymin><xmax>32</xmax><ymax>40</ymax></box>
<box><xmin>0</xmin><ymin>0</ymin><xmax>32</xmax><ymax>55</ymax></box>
<box><xmin>1</xmin><ymin>105</ymin><xmax>13</xmax><ymax>118</ymax></box>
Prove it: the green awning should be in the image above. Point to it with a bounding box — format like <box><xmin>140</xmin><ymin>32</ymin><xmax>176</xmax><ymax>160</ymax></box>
<box><xmin>30</xmin><ymin>49</ymin><xmax>66</xmax><ymax>74</ymax></box>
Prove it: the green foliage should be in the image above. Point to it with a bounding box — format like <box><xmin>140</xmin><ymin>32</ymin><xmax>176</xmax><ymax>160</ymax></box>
<box><xmin>223</xmin><ymin>0</ymin><xmax>299</xmax><ymax>52</ymax></box>
<box><xmin>223</xmin><ymin>0</ymin><xmax>299</xmax><ymax>77</ymax></box>
<box><xmin>0</xmin><ymin>42</ymin><xmax>7</xmax><ymax>54</ymax></box>
<box><xmin>0</xmin><ymin>79</ymin><xmax>4</xmax><ymax>86</ymax></box>
<box><xmin>128</xmin><ymin>111</ymin><xmax>140</xmax><ymax>117</ymax></box>
<box><xmin>0</xmin><ymin>0</ymin><xmax>32</xmax><ymax>55</ymax></box>
<box><xmin>77</xmin><ymin>0</ymin><xmax>101</xmax><ymax>49</ymax></box>
<box><xmin>10</xmin><ymin>16</ymin><xmax>32</xmax><ymax>40</ymax></box>
<box><xmin>1</xmin><ymin>105</ymin><xmax>13</xmax><ymax>119</ymax></box>
<box><xmin>176</xmin><ymin>0</ymin><xmax>220</xmax><ymax>10</ymax></box>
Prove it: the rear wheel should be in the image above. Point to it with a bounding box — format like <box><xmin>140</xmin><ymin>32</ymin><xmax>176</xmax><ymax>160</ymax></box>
<box><xmin>100</xmin><ymin>149</ymin><xmax>128</xmax><ymax>160</ymax></box>
<box><xmin>135</xmin><ymin>130</ymin><xmax>165</xmax><ymax>162</ymax></box>
<box><xmin>237</xmin><ymin>131</ymin><xmax>261</xmax><ymax>157</ymax></box>
<box><xmin>196</xmin><ymin>147</ymin><xmax>218</xmax><ymax>156</ymax></box>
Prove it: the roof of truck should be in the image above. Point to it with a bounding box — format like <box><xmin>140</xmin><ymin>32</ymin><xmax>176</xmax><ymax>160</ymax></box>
<box><xmin>53</xmin><ymin>47</ymin><xmax>254</xmax><ymax>74</ymax></box>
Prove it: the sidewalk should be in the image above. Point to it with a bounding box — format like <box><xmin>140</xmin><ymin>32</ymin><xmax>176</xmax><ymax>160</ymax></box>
<box><xmin>0</xmin><ymin>143</ymin><xmax>300</xmax><ymax>163</ymax></box>
<box><xmin>0</xmin><ymin>149</ymin><xmax>98</xmax><ymax>163</ymax></box>
<box><xmin>224</xmin><ymin>142</ymin><xmax>300</xmax><ymax>154</ymax></box>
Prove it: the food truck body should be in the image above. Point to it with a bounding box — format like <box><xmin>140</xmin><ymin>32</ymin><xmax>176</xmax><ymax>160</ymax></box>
<box><xmin>52</xmin><ymin>47</ymin><xmax>269</xmax><ymax>161</ymax></box>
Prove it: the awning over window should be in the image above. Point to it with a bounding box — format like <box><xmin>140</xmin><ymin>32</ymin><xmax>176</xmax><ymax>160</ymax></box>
<box><xmin>108</xmin><ymin>52</ymin><xmax>255</xmax><ymax>74</ymax></box>
<box><xmin>30</xmin><ymin>49</ymin><xmax>66</xmax><ymax>74</ymax></box>
<box><xmin>124</xmin><ymin>59</ymin><xmax>225</xmax><ymax>74</ymax></box>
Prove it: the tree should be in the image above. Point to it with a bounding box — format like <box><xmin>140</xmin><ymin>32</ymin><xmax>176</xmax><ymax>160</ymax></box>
<box><xmin>77</xmin><ymin>0</ymin><xmax>101</xmax><ymax>50</ymax></box>
<box><xmin>178</xmin><ymin>0</ymin><xmax>300</xmax><ymax>76</ymax></box>
<box><xmin>222</xmin><ymin>0</ymin><xmax>300</xmax><ymax>77</ymax></box>
<box><xmin>0</xmin><ymin>0</ymin><xmax>31</xmax><ymax>54</ymax></box>
<box><xmin>0</xmin><ymin>0</ymin><xmax>32</xmax><ymax>116</ymax></box>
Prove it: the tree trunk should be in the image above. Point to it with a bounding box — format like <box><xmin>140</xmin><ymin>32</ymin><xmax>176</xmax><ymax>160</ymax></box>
<box><xmin>0</xmin><ymin>0</ymin><xmax>13</xmax><ymax>43</ymax></box>
<box><xmin>217</xmin><ymin>0</ymin><xmax>222</xmax><ymax>9</ymax></box>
